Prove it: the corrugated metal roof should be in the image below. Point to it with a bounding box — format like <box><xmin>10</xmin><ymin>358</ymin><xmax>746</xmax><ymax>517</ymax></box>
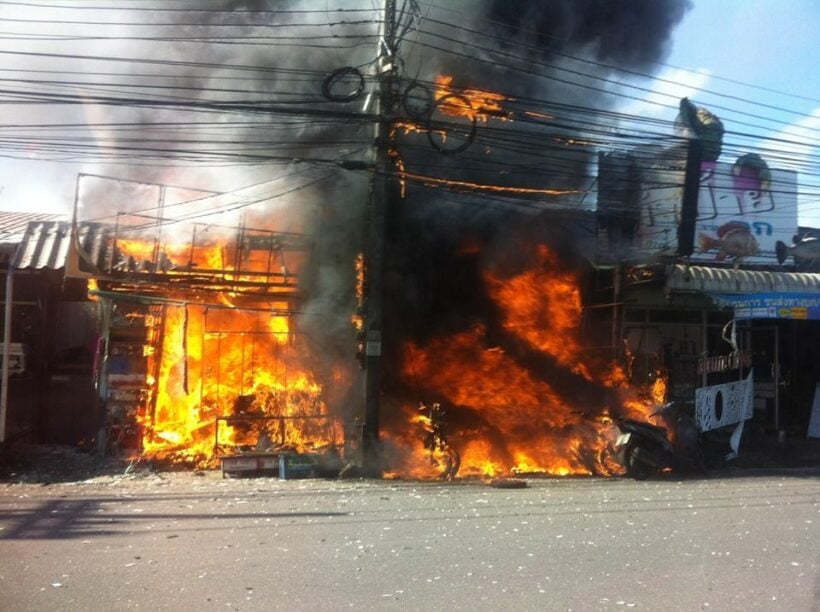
<box><xmin>10</xmin><ymin>220</ymin><xmax>115</xmax><ymax>271</ymax></box>
<box><xmin>667</xmin><ymin>264</ymin><xmax>820</xmax><ymax>294</ymax></box>
<box><xmin>12</xmin><ymin>221</ymin><xmax>72</xmax><ymax>270</ymax></box>
<box><xmin>0</xmin><ymin>211</ymin><xmax>67</xmax><ymax>242</ymax></box>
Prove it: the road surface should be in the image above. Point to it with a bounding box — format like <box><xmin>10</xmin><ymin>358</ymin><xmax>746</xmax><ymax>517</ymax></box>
<box><xmin>1</xmin><ymin>470</ymin><xmax>818</xmax><ymax>610</ymax></box>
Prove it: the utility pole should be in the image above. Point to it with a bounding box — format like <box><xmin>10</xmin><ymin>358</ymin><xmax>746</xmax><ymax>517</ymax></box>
<box><xmin>361</xmin><ymin>0</ymin><xmax>398</xmax><ymax>474</ymax></box>
<box><xmin>677</xmin><ymin>138</ymin><xmax>703</xmax><ymax>257</ymax></box>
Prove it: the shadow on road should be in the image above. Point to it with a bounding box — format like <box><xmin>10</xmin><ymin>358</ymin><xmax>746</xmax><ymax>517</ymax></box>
<box><xmin>0</xmin><ymin>495</ymin><xmax>350</xmax><ymax>540</ymax></box>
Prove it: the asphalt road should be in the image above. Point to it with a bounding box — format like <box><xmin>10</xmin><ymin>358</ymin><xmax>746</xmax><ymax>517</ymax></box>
<box><xmin>0</xmin><ymin>470</ymin><xmax>818</xmax><ymax>611</ymax></box>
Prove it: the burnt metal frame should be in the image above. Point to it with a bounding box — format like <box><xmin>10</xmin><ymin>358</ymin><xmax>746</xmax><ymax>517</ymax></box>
<box><xmin>107</xmin><ymin>216</ymin><xmax>307</xmax><ymax>290</ymax></box>
<box><xmin>212</xmin><ymin>413</ymin><xmax>337</xmax><ymax>457</ymax></box>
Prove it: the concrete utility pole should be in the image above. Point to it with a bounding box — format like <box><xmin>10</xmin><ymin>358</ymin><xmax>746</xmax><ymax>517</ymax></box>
<box><xmin>361</xmin><ymin>0</ymin><xmax>398</xmax><ymax>474</ymax></box>
<box><xmin>677</xmin><ymin>138</ymin><xmax>703</xmax><ymax>257</ymax></box>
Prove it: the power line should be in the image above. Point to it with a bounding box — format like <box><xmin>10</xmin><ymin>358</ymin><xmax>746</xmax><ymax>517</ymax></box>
<box><xmin>413</xmin><ymin>0</ymin><xmax>820</xmax><ymax>106</ymax></box>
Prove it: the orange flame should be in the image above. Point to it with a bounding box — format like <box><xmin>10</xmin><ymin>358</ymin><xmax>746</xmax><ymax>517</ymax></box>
<box><xmin>351</xmin><ymin>253</ymin><xmax>365</xmax><ymax>333</ymax></box>
<box><xmin>104</xmin><ymin>229</ymin><xmax>334</xmax><ymax>465</ymax></box>
<box><xmin>434</xmin><ymin>75</ymin><xmax>512</xmax><ymax>123</ymax></box>
<box><xmin>137</xmin><ymin>303</ymin><xmax>335</xmax><ymax>465</ymax></box>
<box><xmin>87</xmin><ymin>278</ymin><xmax>99</xmax><ymax>301</ymax></box>
<box><xmin>386</xmin><ymin>244</ymin><xmax>657</xmax><ymax>479</ymax></box>
<box><xmin>484</xmin><ymin>245</ymin><xmax>592</xmax><ymax>379</ymax></box>
<box><xmin>112</xmin><ymin>233</ymin><xmax>302</xmax><ymax>291</ymax></box>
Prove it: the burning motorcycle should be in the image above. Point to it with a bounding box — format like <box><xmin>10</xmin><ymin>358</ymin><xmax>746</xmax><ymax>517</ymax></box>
<box><xmin>418</xmin><ymin>401</ymin><xmax>461</xmax><ymax>481</ymax></box>
<box><xmin>613</xmin><ymin>402</ymin><xmax>705</xmax><ymax>480</ymax></box>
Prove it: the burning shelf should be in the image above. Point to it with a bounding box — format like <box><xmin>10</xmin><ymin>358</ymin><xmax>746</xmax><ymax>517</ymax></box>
<box><xmin>70</xmin><ymin>219</ymin><xmax>310</xmax><ymax>299</ymax></box>
<box><xmin>68</xmin><ymin>211</ymin><xmax>345</xmax><ymax>470</ymax></box>
<box><xmin>213</xmin><ymin>399</ymin><xmax>341</xmax><ymax>479</ymax></box>
<box><xmin>219</xmin><ymin>451</ymin><xmax>341</xmax><ymax>480</ymax></box>
<box><xmin>94</xmin><ymin>297</ymin><xmax>343</xmax><ymax>468</ymax></box>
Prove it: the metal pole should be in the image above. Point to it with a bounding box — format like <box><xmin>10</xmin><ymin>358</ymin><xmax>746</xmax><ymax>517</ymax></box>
<box><xmin>701</xmin><ymin>310</ymin><xmax>708</xmax><ymax>389</ymax></box>
<box><xmin>0</xmin><ymin>265</ymin><xmax>14</xmax><ymax>443</ymax></box>
<box><xmin>96</xmin><ymin>297</ymin><xmax>113</xmax><ymax>454</ymax></box>
<box><xmin>152</xmin><ymin>186</ymin><xmax>166</xmax><ymax>271</ymax></box>
<box><xmin>774</xmin><ymin>325</ymin><xmax>780</xmax><ymax>431</ymax></box>
<box><xmin>361</xmin><ymin>0</ymin><xmax>397</xmax><ymax>474</ymax></box>
<box><xmin>611</xmin><ymin>265</ymin><xmax>621</xmax><ymax>360</ymax></box>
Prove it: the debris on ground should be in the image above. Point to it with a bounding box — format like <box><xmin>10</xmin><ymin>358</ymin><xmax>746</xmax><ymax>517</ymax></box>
<box><xmin>488</xmin><ymin>477</ymin><xmax>528</xmax><ymax>489</ymax></box>
<box><xmin>0</xmin><ymin>443</ymin><xmax>134</xmax><ymax>484</ymax></box>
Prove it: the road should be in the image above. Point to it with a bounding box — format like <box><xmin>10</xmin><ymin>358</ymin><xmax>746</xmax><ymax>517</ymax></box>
<box><xmin>0</xmin><ymin>470</ymin><xmax>818</xmax><ymax>611</ymax></box>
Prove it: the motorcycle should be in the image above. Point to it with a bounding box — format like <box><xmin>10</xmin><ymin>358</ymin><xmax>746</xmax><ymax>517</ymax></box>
<box><xmin>418</xmin><ymin>401</ymin><xmax>461</xmax><ymax>481</ymax></box>
<box><xmin>613</xmin><ymin>402</ymin><xmax>705</xmax><ymax>480</ymax></box>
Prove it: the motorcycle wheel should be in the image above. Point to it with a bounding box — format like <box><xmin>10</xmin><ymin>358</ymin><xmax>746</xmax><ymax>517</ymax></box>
<box><xmin>623</xmin><ymin>445</ymin><xmax>651</xmax><ymax>480</ymax></box>
<box><xmin>440</xmin><ymin>446</ymin><xmax>461</xmax><ymax>481</ymax></box>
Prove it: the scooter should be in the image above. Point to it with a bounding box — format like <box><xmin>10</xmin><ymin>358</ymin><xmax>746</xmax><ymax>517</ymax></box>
<box><xmin>613</xmin><ymin>403</ymin><xmax>704</xmax><ymax>480</ymax></box>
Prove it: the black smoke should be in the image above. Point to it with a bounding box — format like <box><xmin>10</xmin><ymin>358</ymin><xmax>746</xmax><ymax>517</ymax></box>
<box><xmin>65</xmin><ymin>0</ymin><xmax>692</xmax><ymax>453</ymax></box>
<box><xmin>488</xmin><ymin>0</ymin><xmax>692</xmax><ymax>69</ymax></box>
<box><xmin>381</xmin><ymin>0</ymin><xmax>692</xmax><ymax>424</ymax></box>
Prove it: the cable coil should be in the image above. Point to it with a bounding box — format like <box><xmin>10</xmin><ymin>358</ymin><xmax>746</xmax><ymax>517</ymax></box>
<box><xmin>321</xmin><ymin>66</ymin><xmax>365</xmax><ymax>103</ymax></box>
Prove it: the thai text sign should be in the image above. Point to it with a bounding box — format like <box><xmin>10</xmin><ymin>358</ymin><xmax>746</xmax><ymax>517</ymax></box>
<box><xmin>711</xmin><ymin>292</ymin><xmax>820</xmax><ymax>320</ymax></box>
<box><xmin>697</xmin><ymin>350</ymin><xmax>752</xmax><ymax>375</ymax></box>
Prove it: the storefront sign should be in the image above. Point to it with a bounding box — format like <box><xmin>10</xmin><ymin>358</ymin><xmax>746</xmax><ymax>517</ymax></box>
<box><xmin>697</xmin><ymin>350</ymin><xmax>752</xmax><ymax>375</ymax></box>
<box><xmin>633</xmin><ymin>156</ymin><xmax>797</xmax><ymax>264</ymax></box>
<box><xmin>710</xmin><ymin>292</ymin><xmax>820</xmax><ymax>320</ymax></box>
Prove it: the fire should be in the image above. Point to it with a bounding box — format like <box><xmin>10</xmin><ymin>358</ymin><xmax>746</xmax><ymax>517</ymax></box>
<box><xmin>651</xmin><ymin>374</ymin><xmax>667</xmax><ymax>405</ymax></box>
<box><xmin>137</xmin><ymin>302</ymin><xmax>335</xmax><ymax>465</ymax></box>
<box><xmin>434</xmin><ymin>75</ymin><xmax>512</xmax><ymax>122</ymax></box>
<box><xmin>386</xmin><ymin>243</ymin><xmax>657</xmax><ymax>479</ymax></box>
<box><xmin>111</xmin><ymin>232</ymin><xmax>302</xmax><ymax>292</ymax></box>
<box><xmin>87</xmin><ymin>278</ymin><xmax>99</xmax><ymax>301</ymax></box>
<box><xmin>396</xmin><ymin>171</ymin><xmax>586</xmax><ymax>197</ymax></box>
<box><xmin>390</xmin><ymin>149</ymin><xmax>407</xmax><ymax>198</ymax></box>
<box><xmin>392</xmin><ymin>77</ymin><xmax>587</xmax><ymax>198</ymax></box>
<box><xmin>484</xmin><ymin>245</ymin><xmax>592</xmax><ymax>379</ymax></box>
<box><xmin>100</xmin><ymin>226</ymin><xmax>336</xmax><ymax>465</ymax></box>
<box><xmin>351</xmin><ymin>252</ymin><xmax>365</xmax><ymax>333</ymax></box>
<box><xmin>523</xmin><ymin>110</ymin><xmax>555</xmax><ymax>121</ymax></box>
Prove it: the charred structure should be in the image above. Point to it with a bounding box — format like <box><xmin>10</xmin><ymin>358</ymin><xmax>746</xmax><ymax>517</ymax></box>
<box><xmin>372</xmin><ymin>0</ymin><xmax>692</xmax><ymax>476</ymax></box>
<box><xmin>53</xmin><ymin>1</ymin><xmax>698</xmax><ymax>478</ymax></box>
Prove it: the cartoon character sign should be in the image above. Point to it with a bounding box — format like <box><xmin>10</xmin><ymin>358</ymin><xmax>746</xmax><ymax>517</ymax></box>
<box><xmin>634</xmin><ymin>152</ymin><xmax>797</xmax><ymax>265</ymax></box>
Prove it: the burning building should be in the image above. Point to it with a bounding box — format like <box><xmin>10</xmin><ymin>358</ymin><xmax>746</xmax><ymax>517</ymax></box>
<box><xmin>67</xmin><ymin>175</ymin><xmax>359</xmax><ymax>471</ymax></box>
<box><xmin>50</xmin><ymin>0</ymin><xmax>700</xmax><ymax>479</ymax></box>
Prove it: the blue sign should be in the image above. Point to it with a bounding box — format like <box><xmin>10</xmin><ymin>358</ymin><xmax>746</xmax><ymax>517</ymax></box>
<box><xmin>711</xmin><ymin>292</ymin><xmax>820</xmax><ymax>320</ymax></box>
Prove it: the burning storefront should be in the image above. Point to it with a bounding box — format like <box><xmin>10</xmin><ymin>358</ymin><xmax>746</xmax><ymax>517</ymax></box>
<box><xmin>66</xmin><ymin>173</ymin><xmax>669</xmax><ymax>479</ymax></box>
<box><xmin>67</xmin><ymin>175</ymin><xmax>359</xmax><ymax>473</ymax></box>
<box><xmin>45</xmin><ymin>1</ymin><xmax>705</xmax><ymax>479</ymax></box>
<box><xmin>379</xmin><ymin>221</ymin><xmax>668</xmax><ymax>479</ymax></box>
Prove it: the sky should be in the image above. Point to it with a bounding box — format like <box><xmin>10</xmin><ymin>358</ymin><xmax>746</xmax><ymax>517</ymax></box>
<box><xmin>616</xmin><ymin>0</ymin><xmax>820</xmax><ymax>227</ymax></box>
<box><xmin>0</xmin><ymin>0</ymin><xmax>818</xmax><ymax>227</ymax></box>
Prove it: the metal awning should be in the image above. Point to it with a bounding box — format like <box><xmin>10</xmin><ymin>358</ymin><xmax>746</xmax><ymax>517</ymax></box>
<box><xmin>666</xmin><ymin>264</ymin><xmax>820</xmax><ymax>295</ymax></box>
<box><xmin>11</xmin><ymin>220</ymin><xmax>72</xmax><ymax>270</ymax></box>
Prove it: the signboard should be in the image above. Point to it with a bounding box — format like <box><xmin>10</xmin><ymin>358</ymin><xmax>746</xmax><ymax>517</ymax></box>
<box><xmin>695</xmin><ymin>371</ymin><xmax>754</xmax><ymax>432</ymax></box>
<box><xmin>635</xmin><ymin>155</ymin><xmax>797</xmax><ymax>264</ymax></box>
<box><xmin>710</xmin><ymin>292</ymin><xmax>820</xmax><ymax>320</ymax></box>
<box><xmin>697</xmin><ymin>350</ymin><xmax>752</xmax><ymax>375</ymax></box>
<box><xmin>0</xmin><ymin>343</ymin><xmax>26</xmax><ymax>375</ymax></box>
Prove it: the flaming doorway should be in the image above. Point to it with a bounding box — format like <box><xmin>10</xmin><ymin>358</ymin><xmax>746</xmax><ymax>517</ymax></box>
<box><xmin>98</xmin><ymin>291</ymin><xmax>343</xmax><ymax>468</ymax></box>
<box><xmin>139</xmin><ymin>302</ymin><xmax>338</xmax><ymax>465</ymax></box>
